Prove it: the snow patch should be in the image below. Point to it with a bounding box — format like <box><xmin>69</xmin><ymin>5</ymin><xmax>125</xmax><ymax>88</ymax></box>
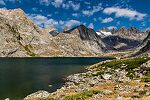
<box><xmin>100</xmin><ymin>31</ymin><xmax>112</xmax><ymax>36</ymax></box>
<box><xmin>96</xmin><ymin>31</ymin><xmax>112</xmax><ymax>36</ymax></box>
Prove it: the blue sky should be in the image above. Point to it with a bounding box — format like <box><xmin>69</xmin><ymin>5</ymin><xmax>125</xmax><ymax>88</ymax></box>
<box><xmin>0</xmin><ymin>0</ymin><xmax>150</xmax><ymax>31</ymax></box>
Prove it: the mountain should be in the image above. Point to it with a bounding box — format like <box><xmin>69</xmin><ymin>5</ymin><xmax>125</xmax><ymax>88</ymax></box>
<box><xmin>112</xmin><ymin>26</ymin><xmax>147</xmax><ymax>40</ymax></box>
<box><xmin>96</xmin><ymin>28</ymin><xmax>112</xmax><ymax>37</ymax></box>
<box><xmin>61</xmin><ymin>25</ymin><xmax>106</xmax><ymax>55</ymax></box>
<box><xmin>102</xmin><ymin>35</ymin><xmax>141</xmax><ymax>51</ymax></box>
<box><xmin>0</xmin><ymin>9</ymin><xmax>57</xmax><ymax>57</ymax></box>
<box><xmin>95</xmin><ymin>27</ymin><xmax>141</xmax><ymax>51</ymax></box>
<box><xmin>0</xmin><ymin>9</ymin><xmax>104</xmax><ymax>57</ymax></box>
<box><xmin>0</xmin><ymin>8</ymin><xmax>149</xmax><ymax>57</ymax></box>
<box><xmin>134</xmin><ymin>32</ymin><xmax>150</xmax><ymax>56</ymax></box>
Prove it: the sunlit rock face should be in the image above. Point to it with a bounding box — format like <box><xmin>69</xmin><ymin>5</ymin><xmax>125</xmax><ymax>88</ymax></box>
<box><xmin>61</xmin><ymin>25</ymin><xmax>106</xmax><ymax>54</ymax></box>
<box><xmin>0</xmin><ymin>9</ymin><xmax>55</xmax><ymax>57</ymax></box>
<box><xmin>112</xmin><ymin>26</ymin><xmax>147</xmax><ymax>40</ymax></box>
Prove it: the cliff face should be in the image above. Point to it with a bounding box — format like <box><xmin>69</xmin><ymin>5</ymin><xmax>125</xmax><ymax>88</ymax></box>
<box><xmin>138</xmin><ymin>32</ymin><xmax>150</xmax><ymax>55</ymax></box>
<box><xmin>132</xmin><ymin>32</ymin><xmax>150</xmax><ymax>57</ymax></box>
<box><xmin>53</xmin><ymin>25</ymin><xmax>106</xmax><ymax>56</ymax></box>
<box><xmin>0</xmin><ymin>9</ymin><xmax>57</xmax><ymax>57</ymax></box>
<box><xmin>102</xmin><ymin>35</ymin><xmax>141</xmax><ymax>50</ymax></box>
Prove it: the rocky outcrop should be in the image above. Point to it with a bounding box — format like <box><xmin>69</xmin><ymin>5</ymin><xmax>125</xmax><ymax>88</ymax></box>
<box><xmin>0</xmin><ymin>9</ymin><xmax>67</xmax><ymax>57</ymax></box>
<box><xmin>64</xmin><ymin>25</ymin><xmax>105</xmax><ymax>47</ymax></box>
<box><xmin>62</xmin><ymin>25</ymin><xmax>106</xmax><ymax>53</ymax></box>
<box><xmin>102</xmin><ymin>35</ymin><xmax>141</xmax><ymax>51</ymax></box>
<box><xmin>24</xmin><ymin>91</ymin><xmax>49</xmax><ymax>100</ymax></box>
<box><xmin>133</xmin><ymin>32</ymin><xmax>150</xmax><ymax>56</ymax></box>
<box><xmin>112</xmin><ymin>26</ymin><xmax>147</xmax><ymax>40</ymax></box>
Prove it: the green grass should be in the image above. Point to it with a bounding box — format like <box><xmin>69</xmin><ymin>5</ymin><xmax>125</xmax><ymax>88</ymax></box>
<box><xmin>142</xmin><ymin>73</ymin><xmax>150</xmax><ymax>82</ymax></box>
<box><xmin>63</xmin><ymin>90</ymin><xmax>102</xmax><ymax>100</ymax></box>
<box><xmin>24</xmin><ymin>44</ymin><xmax>38</xmax><ymax>57</ymax></box>
<box><xmin>96</xmin><ymin>57</ymin><xmax>150</xmax><ymax>79</ymax></box>
<box><xmin>92</xmin><ymin>71</ymin><xmax>105</xmax><ymax>76</ymax></box>
<box><xmin>100</xmin><ymin>57</ymin><xmax>150</xmax><ymax>70</ymax></box>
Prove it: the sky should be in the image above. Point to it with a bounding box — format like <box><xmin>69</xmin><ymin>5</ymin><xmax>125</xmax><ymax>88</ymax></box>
<box><xmin>0</xmin><ymin>0</ymin><xmax>150</xmax><ymax>31</ymax></box>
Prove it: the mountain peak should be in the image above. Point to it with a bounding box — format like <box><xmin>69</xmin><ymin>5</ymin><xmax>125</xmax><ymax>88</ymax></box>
<box><xmin>0</xmin><ymin>8</ymin><xmax>25</xmax><ymax>16</ymax></box>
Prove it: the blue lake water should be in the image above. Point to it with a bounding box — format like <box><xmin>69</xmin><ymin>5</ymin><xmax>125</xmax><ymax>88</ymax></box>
<box><xmin>0</xmin><ymin>57</ymin><xmax>112</xmax><ymax>100</ymax></box>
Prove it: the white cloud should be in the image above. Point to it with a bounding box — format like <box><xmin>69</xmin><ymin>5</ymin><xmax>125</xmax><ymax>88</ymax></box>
<box><xmin>52</xmin><ymin>0</ymin><xmax>63</xmax><ymax>8</ymax></box>
<box><xmin>107</xmin><ymin>26</ymin><xmax>117</xmax><ymax>30</ymax></box>
<box><xmin>27</xmin><ymin>14</ymin><xmax>58</xmax><ymax>27</ymax></box>
<box><xmin>93</xmin><ymin>18</ymin><xmax>97</xmax><ymax>22</ymax></box>
<box><xmin>82</xmin><ymin>3</ymin><xmax>103</xmax><ymax>16</ymax></box>
<box><xmin>72</xmin><ymin>13</ymin><xmax>79</xmax><ymax>17</ymax></box>
<box><xmin>0</xmin><ymin>0</ymin><xmax>5</xmax><ymax>6</ymax></box>
<box><xmin>117</xmin><ymin>21</ymin><xmax>120</xmax><ymax>25</ymax></box>
<box><xmin>31</xmin><ymin>7</ymin><xmax>43</xmax><ymax>12</ymax></box>
<box><xmin>39</xmin><ymin>0</ymin><xmax>80</xmax><ymax>10</ymax></box>
<box><xmin>45</xmin><ymin>19</ymin><xmax>59</xmax><ymax>27</ymax></box>
<box><xmin>88</xmin><ymin>23</ymin><xmax>94</xmax><ymax>29</ymax></box>
<box><xmin>102</xmin><ymin>17</ymin><xmax>113</xmax><ymax>23</ymax></box>
<box><xmin>39</xmin><ymin>0</ymin><xmax>63</xmax><ymax>7</ymax></box>
<box><xmin>84</xmin><ymin>2</ymin><xmax>90</xmax><ymax>5</ymax></box>
<box><xmin>39</xmin><ymin>0</ymin><xmax>50</xmax><ymax>6</ymax></box>
<box><xmin>28</xmin><ymin>14</ymin><xmax>80</xmax><ymax>29</ymax></box>
<box><xmin>62</xmin><ymin>1</ymin><xmax>80</xmax><ymax>11</ymax></box>
<box><xmin>146</xmin><ymin>27</ymin><xmax>150</xmax><ymax>31</ymax></box>
<box><xmin>65</xmin><ymin>20</ymin><xmax>81</xmax><ymax>28</ymax></box>
<box><xmin>103</xmin><ymin>7</ymin><xmax>147</xmax><ymax>21</ymax></box>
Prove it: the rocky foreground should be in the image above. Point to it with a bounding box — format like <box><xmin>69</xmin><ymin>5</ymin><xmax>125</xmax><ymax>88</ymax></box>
<box><xmin>24</xmin><ymin>56</ymin><xmax>150</xmax><ymax>100</ymax></box>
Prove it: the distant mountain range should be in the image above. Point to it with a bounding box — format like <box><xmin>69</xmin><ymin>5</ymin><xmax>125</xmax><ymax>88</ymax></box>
<box><xmin>0</xmin><ymin>8</ymin><xmax>149</xmax><ymax>57</ymax></box>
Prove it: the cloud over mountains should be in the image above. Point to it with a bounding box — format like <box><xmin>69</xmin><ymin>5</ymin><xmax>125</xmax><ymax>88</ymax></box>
<box><xmin>1</xmin><ymin>0</ymin><xmax>150</xmax><ymax>31</ymax></box>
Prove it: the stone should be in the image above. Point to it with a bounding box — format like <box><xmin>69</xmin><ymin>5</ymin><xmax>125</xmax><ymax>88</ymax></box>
<box><xmin>92</xmin><ymin>93</ymin><xmax>103</xmax><ymax>99</ymax></box>
<box><xmin>116</xmin><ymin>95</ymin><xmax>122</xmax><ymax>100</ymax></box>
<box><xmin>102</xmin><ymin>74</ymin><xmax>112</xmax><ymax>80</ymax></box>
<box><xmin>103</xmin><ymin>90</ymin><xmax>113</xmax><ymax>94</ymax></box>
<box><xmin>145</xmin><ymin>83</ymin><xmax>150</xmax><ymax>87</ymax></box>
<box><xmin>24</xmin><ymin>90</ymin><xmax>49</xmax><ymax>100</ymax></box>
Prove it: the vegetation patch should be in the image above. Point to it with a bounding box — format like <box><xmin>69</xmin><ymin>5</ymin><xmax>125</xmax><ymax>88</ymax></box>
<box><xmin>141</xmin><ymin>73</ymin><xmax>150</xmax><ymax>82</ymax></box>
<box><xmin>63</xmin><ymin>90</ymin><xmax>102</xmax><ymax>100</ymax></box>
<box><xmin>24</xmin><ymin>44</ymin><xmax>38</xmax><ymax>57</ymax></box>
<box><xmin>100</xmin><ymin>57</ymin><xmax>150</xmax><ymax>70</ymax></box>
<box><xmin>92</xmin><ymin>71</ymin><xmax>105</xmax><ymax>76</ymax></box>
<box><xmin>95</xmin><ymin>57</ymin><xmax>150</xmax><ymax>79</ymax></box>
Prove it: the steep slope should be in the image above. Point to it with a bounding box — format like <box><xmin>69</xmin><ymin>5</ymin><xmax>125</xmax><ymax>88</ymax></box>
<box><xmin>0</xmin><ymin>9</ymin><xmax>58</xmax><ymax>57</ymax></box>
<box><xmin>134</xmin><ymin>32</ymin><xmax>150</xmax><ymax>56</ymax></box>
<box><xmin>112</xmin><ymin>26</ymin><xmax>147</xmax><ymax>40</ymax></box>
<box><xmin>96</xmin><ymin>27</ymin><xmax>112</xmax><ymax>37</ymax></box>
<box><xmin>55</xmin><ymin>25</ymin><xmax>106</xmax><ymax>56</ymax></box>
<box><xmin>102</xmin><ymin>35</ymin><xmax>141</xmax><ymax>51</ymax></box>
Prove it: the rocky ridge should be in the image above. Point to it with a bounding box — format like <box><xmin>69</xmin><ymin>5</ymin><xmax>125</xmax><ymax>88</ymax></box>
<box><xmin>112</xmin><ymin>26</ymin><xmax>147</xmax><ymax>40</ymax></box>
<box><xmin>132</xmin><ymin>32</ymin><xmax>150</xmax><ymax>57</ymax></box>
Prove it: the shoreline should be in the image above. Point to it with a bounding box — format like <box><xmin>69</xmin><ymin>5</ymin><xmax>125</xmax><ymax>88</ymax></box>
<box><xmin>24</xmin><ymin>56</ymin><xmax>150</xmax><ymax>100</ymax></box>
